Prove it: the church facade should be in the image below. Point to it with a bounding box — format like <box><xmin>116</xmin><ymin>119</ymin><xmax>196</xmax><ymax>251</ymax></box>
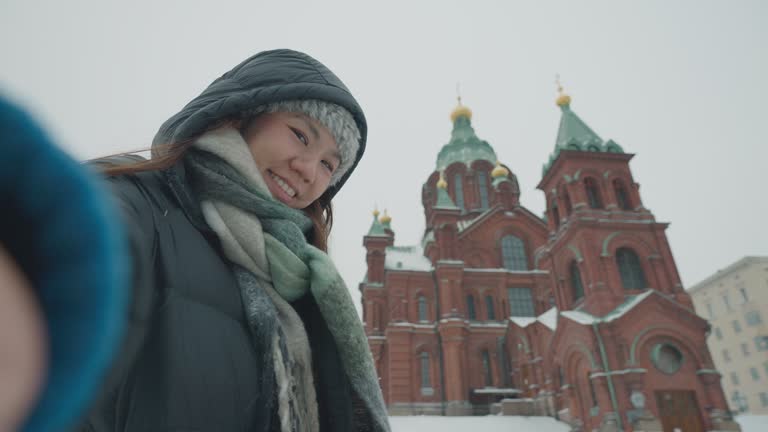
<box><xmin>360</xmin><ymin>90</ymin><xmax>740</xmax><ymax>432</ymax></box>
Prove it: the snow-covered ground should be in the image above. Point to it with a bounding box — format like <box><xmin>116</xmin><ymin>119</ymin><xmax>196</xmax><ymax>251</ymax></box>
<box><xmin>389</xmin><ymin>416</ymin><xmax>570</xmax><ymax>432</ymax></box>
<box><xmin>388</xmin><ymin>414</ymin><xmax>768</xmax><ymax>432</ymax></box>
<box><xmin>736</xmin><ymin>414</ymin><xmax>768</xmax><ymax>432</ymax></box>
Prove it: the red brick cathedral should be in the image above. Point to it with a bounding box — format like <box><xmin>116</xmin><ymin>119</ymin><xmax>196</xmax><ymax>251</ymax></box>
<box><xmin>360</xmin><ymin>89</ymin><xmax>740</xmax><ymax>432</ymax></box>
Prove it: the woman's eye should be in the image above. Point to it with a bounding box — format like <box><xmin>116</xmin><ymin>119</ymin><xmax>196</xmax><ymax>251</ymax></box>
<box><xmin>291</xmin><ymin>128</ymin><xmax>308</xmax><ymax>145</ymax></box>
<box><xmin>321</xmin><ymin>160</ymin><xmax>335</xmax><ymax>172</ymax></box>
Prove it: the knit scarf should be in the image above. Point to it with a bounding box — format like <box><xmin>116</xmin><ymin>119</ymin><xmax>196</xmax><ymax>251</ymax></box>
<box><xmin>183</xmin><ymin>128</ymin><xmax>389</xmax><ymax>432</ymax></box>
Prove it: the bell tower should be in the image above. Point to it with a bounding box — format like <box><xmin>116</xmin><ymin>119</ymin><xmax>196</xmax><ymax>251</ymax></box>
<box><xmin>536</xmin><ymin>83</ymin><xmax>689</xmax><ymax>315</ymax></box>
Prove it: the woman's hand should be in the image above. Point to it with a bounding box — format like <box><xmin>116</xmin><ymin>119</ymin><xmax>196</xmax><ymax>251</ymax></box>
<box><xmin>0</xmin><ymin>244</ymin><xmax>47</xmax><ymax>432</ymax></box>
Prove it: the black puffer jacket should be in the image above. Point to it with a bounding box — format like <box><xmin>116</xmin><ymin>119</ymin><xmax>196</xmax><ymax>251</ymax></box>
<box><xmin>80</xmin><ymin>50</ymin><xmax>382</xmax><ymax>431</ymax></box>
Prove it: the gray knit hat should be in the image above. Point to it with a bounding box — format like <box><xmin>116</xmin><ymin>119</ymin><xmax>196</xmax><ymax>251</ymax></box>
<box><xmin>245</xmin><ymin>99</ymin><xmax>361</xmax><ymax>186</ymax></box>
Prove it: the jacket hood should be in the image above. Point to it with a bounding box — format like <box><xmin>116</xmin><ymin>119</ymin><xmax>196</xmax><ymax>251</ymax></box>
<box><xmin>153</xmin><ymin>49</ymin><xmax>367</xmax><ymax>200</ymax></box>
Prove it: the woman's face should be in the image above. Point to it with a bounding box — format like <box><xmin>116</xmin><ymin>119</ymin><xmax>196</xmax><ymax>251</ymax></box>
<box><xmin>243</xmin><ymin>112</ymin><xmax>340</xmax><ymax>209</ymax></box>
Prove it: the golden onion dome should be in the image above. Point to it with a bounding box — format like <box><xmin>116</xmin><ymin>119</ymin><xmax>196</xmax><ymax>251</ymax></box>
<box><xmin>436</xmin><ymin>173</ymin><xmax>448</xmax><ymax>189</ymax></box>
<box><xmin>450</xmin><ymin>103</ymin><xmax>472</xmax><ymax>122</ymax></box>
<box><xmin>491</xmin><ymin>161</ymin><xmax>509</xmax><ymax>178</ymax></box>
<box><xmin>379</xmin><ymin>209</ymin><xmax>392</xmax><ymax>224</ymax></box>
<box><xmin>556</xmin><ymin>77</ymin><xmax>571</xmax><ymax>107</ymax></box>
<box><xmin>372</xmin><ymin>208</ymin><xmax>380</xmax><ymax>218</ymax></box>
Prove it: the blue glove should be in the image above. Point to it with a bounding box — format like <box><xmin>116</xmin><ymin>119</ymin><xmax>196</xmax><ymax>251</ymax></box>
<box><xmin>0</xmin><ymin>95</ymin><xmax>129</xmax><ymax>432</ymax></box>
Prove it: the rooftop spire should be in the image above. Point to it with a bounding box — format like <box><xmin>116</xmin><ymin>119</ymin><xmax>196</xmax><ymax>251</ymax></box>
<box><xmin>555</xmin><ymin>74</ymin><xmax>572</xmax><ymax>108</ymax></box>
<box><xmin>380</xmin><ymin>209</ymin><xmax>392</xmax><ymax>225</ymax></box>
<box><xmin>366</xmin><ymin>207</ymin><xmax>387</xmax><ymax>236</ymax></box>
<box><xmin>491</xmin><ymin>160</ymin><xmax>510</xmax><ymax>179</ymax></box>
<box><xmin>542</xmin><ymin>80</ymin><xmax>625</xmax><ymax>176</ymax></box>
<box><xmin>437</xmin><ymin>95</ymin><xmax>496</xmax><ymax>171</ymax></box>
<box><xmin>450</xmin><ymin>85</ymin><xmax>473</xmax><ymax>123</ymax></box>
<box><xmin>434</xmin><ymin>172</ymin><xmax>459</xmax><ymax>209</ymax></box>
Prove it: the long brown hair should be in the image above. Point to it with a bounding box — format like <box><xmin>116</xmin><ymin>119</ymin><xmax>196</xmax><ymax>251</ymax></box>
<box><xmin>98</xmin><ymin>128</ymin><xmax>334</xmax><ymax>252</ymax></box>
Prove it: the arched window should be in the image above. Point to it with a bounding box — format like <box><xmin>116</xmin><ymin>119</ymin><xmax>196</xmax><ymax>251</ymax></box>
<box><xmin>420</xmin><ymin>352</ymin><xmax>431</xmax><ymax>389</ymax></box>
<box><xmin>584</xmin><ymin>178</ymin><xmax>603</xmax><ymax>209</ymax></box>
<box><xmin>551</xmin><ymin>203</ymin><xmax>560</xmax><ymax>229</ymax></box>
<box><xmin>570</xmin><ymin>261</ymin><xmax>584</xmax><ymax>302</ymax></box>
<box><xmin>501</xmin><ymin>235</ymin><xmax>528</xmax><ymax>270</ymax></box>
<box><xmin>481</xmin><ymin>350</ymin><xmax>493</xmax><ymax>386</ymax></box>
<box><xmin>477</xmin><ymin>171</ymin><xmax>489</xmax><ymax>210</ymax></box>
<box><xmin>613</xmin><ymin>179</ymin><xmax>632</xmax><ymax>210</ymax></box>
<box><xmin>453</xmin><ymin>173</ymin><xmax>464</xmax><ymax>210</ymax></box>
<box><xmin>563</xmin><ymin>189</ymin><xmax>573</xmax><ymax>215</ymax></box>
<box><xmin>485</xmin><ymin>295</ymin><xmax>496</xmax><ymax>321</ymax></box>
<box><xmin>466</xmin><ymin>295</ymin><xmax>477</xmax><ymax>320</ymax></box>
<box><xmin>616</xmin><ymin>248</ymin><xmax>647</xmax><ymax>289</ymax></box>
<box><xmin>417</xmin><ymin>295</ymin><xmax>428</xmax><ymax>322</ymax></box>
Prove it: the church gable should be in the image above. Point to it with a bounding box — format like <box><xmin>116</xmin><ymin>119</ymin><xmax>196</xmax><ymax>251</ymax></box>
<box><xmin>457</xmin><ymin>206</ymin><xmax>549</xmax><ymax>270</ymax></box>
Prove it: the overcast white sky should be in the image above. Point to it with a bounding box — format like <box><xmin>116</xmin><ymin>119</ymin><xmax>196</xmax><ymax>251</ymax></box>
<box><xmin>2</xmin><ymin>0</ymin><xmax>766</xmax><ymax>315</ymax></box>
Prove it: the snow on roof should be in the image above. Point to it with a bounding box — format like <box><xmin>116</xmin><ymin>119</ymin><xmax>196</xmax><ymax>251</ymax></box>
<box><xmin>735</xmin><ymin>415</ymin><xmax>768</xmax><ymax>432</ymax></box>
<box><xmin>464</xmin><ymin>268</ymin><xmax>549</xmax><ymax>275</ymax></box>
<box><xmin>510</xmin><ymin>317</ymin><xmax>537</xmax><ymax>327</ymax></box>
<box><xmin>385</xmin><ymin>246</ymin><xmax>433</xmax><ymax>272</ymax></box>
<box><xmin>472</xmin><ymin>388</ymin><xmax>522</xmax><ymax>394</ymax></box>
<box><xmin>560</xmin><ymin>309</ymin><xmax>597</xmax><ymax>325</ymax></box>
<box><xmin>421</xmin><ymin>230</ymin><xmax>435</xmax><ymax>247</ymax></box>
<box><xmin>509</xmin><ymin>307</ymin><xmax>558</xmax><ymax>330</ymax></box>
<box><xmin>538</xmin><ymin>307</ymin><xmax>558</xmax><ymax>330</ymax></box>
<box><xmin>561</xmin><ymin>290</ymin><xmax>655</xmax><ymax>326</ymax></box>
<box><xmin>457</xmin><ymin>213</ymin><xmax>485</xmax><ymax>232</ymax></box>
<box><xmin>389</xmin><ymin>415</ymin><xmax>570</xmax><ymax>432</ymax></box>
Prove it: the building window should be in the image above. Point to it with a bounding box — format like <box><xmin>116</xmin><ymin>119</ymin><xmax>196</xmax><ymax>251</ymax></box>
<box><xmin>740</xmin><ymin>287</ymin><xmax>749</xmax><ymax>303</ymax></box>
<box><xmin>420</xmin><ymin>352</ymin><xmax>432</xmax><ymax>393</ymax></box>
<box><xmin>706</xmin><ymin>302</ymin><xmax>714</xmax><ymax>319</ymax></box>
<box><xmin>760</xmin><ymin>392</ymin><xmax>768</xmax><ymax>408</ymax></box>
<box><xmin>714</xmin><ymin>327</ymin><xmax>723</xmax><ymax>340</ymax></box>
<box><xmin>570</xmin><ymin>261</ymin><xmax>585</xmax><ymax>302</ymax></box>
<box><xmin>764</xmin><ymin>361</ymin><xmax>768</xmax><ymax>377</ymax></box>
<box><xmin>508</xmin><ymin>288</ymin><xmax>535</xmax><ymax>317</ymax></box>
<box><xmin>482</xmin><ymin>350</ymin><xmax>493</xmax><ymax>387</ymax></box>
<box><xmin>616</xmin><ymin>248</ymin><xmax>647</xmax><ymax>290</ymax></box>
<box><xmin>741</xmin><ymin>343</ymin><xmax>751</xmax><ymax>357</ymax></box>
<box><xmin>722</xmin><ymin>349</ymin><xmax>731</xmax><ymax>363</ymax></box>
<box><xmin>477</xmin><ymin>172</ymin><xmax>489</xmax><ymax>210</ymax></box>
<box><xmin>485</xmin><ymin>295</ymin><xmax>496</xmax><ymax>321</ymax></box>
<box><xmin>454</xmin><ymin>173</ymin><xmax>464</xmax><ymax>210</ymax></box>
<box><xmin>731</xmin><ymin>372</ymin><xmax>740</xmax><ymax>385</ymax></box>
<box><xmin>755</xmin><ymin>336</ymin><xmax>768</xmax><ymax>352</ymax></box>
<box><xmin>418</xmin><ymin>296</ymin><xmax>428</xmax><ymax>322</ymax></box>
<box><xmin>466</xmin><ymin>295</ymin><xmax>477</xmax><ymax>320</ymax></box>
<box><xmin>501</xmin><ymin>235</ymin><xmax>528</xmax><ymax>270</ymax></box>
<box><xmin>750</xmin><ymin>367</ymin><xmax>760</xmax><ymax>381</ymax></box>
<box><xmin>746</xmin><ymin>311</ymin><xmax>762</xmax><ymax>326</ymax></box>
<box><xmin>732</xmin><ymin>391</ymin><xmax>749</xmax><ymax>413</ymax></box>
<box><xmin>723</xmin><ymin>294</ymin><xmax>732</xmax><ymax>311</ymax></box>
<box><xmin>613</xmin><ymin>179</ymin><xmax>632</xmax><ymax>210</ymax></box>
<box><xmin>733</xmin><ymin>320</ymin><xmax>742</xmax><ymax>333</ymax></box>
<box><xmin>584</xmin><ymin>178</ymin><xmax>603</xmax><ymax>209</ymax></box>
<box><xmin>651</xmin><ymin>343</ymin><xmax>684</xmax><ymax>375</ymax></box>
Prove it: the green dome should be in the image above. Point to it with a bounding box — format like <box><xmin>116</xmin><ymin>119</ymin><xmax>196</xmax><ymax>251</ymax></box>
<box><xmin>436</xmin><ymin>115</ymin><xmax>497</xmax><ymax>171</ymax></box>
<box><xmin>542</xmin><ymin>101</ymin><xmax>625</xmax><ymax>176</ymax></box>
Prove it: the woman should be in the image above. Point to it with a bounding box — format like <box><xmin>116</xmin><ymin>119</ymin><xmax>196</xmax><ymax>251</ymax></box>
<box><xmin>78</xmin><ymin>49</ymin><xmax>389</xmax><ymax>431</ymax></box>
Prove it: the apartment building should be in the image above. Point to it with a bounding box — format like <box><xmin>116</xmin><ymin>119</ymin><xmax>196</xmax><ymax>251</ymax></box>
<box><xmin>689</xmin><ymin>256</ymin><xmax>768</xmax><ymax>414</ymax></box>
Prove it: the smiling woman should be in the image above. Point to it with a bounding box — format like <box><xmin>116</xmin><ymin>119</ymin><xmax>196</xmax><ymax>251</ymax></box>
<box><xmin>242</xmin><ymin>110</ymin><xmax>347</xmax><ymax>209</ymax></box>
<box><xmin>0</xmin><ymin>49</ymin><xmax>390</xmax><ymax>432</ymax></box>
<box><xmin>84</xmin><ymin>49</ymin><xmax>389</xmax><ymax>432</ymax></box>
